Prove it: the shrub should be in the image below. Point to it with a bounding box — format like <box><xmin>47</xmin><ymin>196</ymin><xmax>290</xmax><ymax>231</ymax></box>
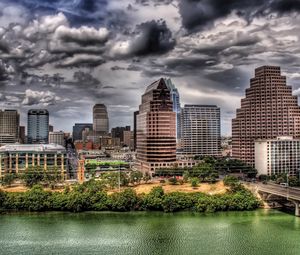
<box><xmin>190</xmin><ymin>178</ymin><xmax>199</xmax><ymax>188</ymax></box>
<box><xmin>168</xmin><ymin>177</ymin><xmax>177</xmax><ymax>185</ymax></box>
<box><xmin>109</xmin><ymin>188</ymin><xmax>139</xmax><ymax>211</ymax></box>
<box><xmin>143</xmin><ymin>186</ymin><xmax>164</xmax><ymax>211</ymax></box>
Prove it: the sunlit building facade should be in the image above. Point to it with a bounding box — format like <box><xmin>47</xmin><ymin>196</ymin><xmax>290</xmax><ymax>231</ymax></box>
<box><xmin>0</xmin><ymin>144</ymin><xmax>67</xmax><ymax>178</ymax></box>
<box><xmin>232</xmin><ymin>66</ymin><xmax>300</xmax><ymax>166</ymax></box>
<box><xmin>136</xmin><ymin>78</ymin><xmax>176</xmax><ymax>173</ymax></box>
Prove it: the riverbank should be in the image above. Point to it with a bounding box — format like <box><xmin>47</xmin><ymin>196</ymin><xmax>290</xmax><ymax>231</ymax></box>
<box><xmin>0</xmin><ymin>181</ymin><xmax>261</xmax><ymax>213</ymax></box>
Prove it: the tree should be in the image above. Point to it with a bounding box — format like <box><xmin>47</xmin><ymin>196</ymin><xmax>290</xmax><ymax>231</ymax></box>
<box><xmin>192</xmin><ymin>163</ymin><xmax>215</xmax><ymax>181</ymax></box>
<box><xmin>223</xmin><ymin>176</ymin><xmax>239</xmax><ymax>186</ymax></box>
<box><xmin>1</xmin><ymin>173</ymin><xmax>16</xmax><ymax>187</ymax></box>
<box><xmin>190</xmin><ymin>177</ymin><xmax>199</xmax><ymax>188</ymax></box>
<box><xmin>288</xmin><ymin>176</ymin><xmax>299</xmax><ymax>187</ymax></box>
<box><xmin>143</xmin><ymin>172</ymin><xmax>151</xmax><ymax>183</ymax></box>
<box><xmin>22</xmin><ymin>166</ymin><xmax>44</xmax><ymax>187</ymax></box>
<box><xmin>182</xmin><ymin>171</ymin><xmax>190</xmax><ymax>183</ymax></box>
<box><xmin>130</xmin><ymin>171</ymin><xmax>143</xmax><ymax>185</ymax></box>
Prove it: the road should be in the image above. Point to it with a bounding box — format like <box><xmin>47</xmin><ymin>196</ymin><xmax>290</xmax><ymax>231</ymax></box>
<box><xmin>257</xmin><ymin>183</ymin><xmax>300</xmax><ymax>201</ymax></box>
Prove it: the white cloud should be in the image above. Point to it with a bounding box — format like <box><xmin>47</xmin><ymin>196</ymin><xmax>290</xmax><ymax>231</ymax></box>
<box><xmin>23</xmin><ymin>12</ymin><xmax>68</xmax><ymax>39</ymax></box>
<box><xmin>22</xmin><ymin>89</ymin><xmax>61</xmax><ymax>106</ymax></box>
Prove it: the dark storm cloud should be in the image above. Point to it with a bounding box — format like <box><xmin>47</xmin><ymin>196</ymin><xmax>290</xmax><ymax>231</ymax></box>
<box><xmin>178</xmin><ymin>0</ymin><xmax>300</xmax><ymax>31</ymax></box>
<box><xmin>112</xmin><ymin>20</ymin><xmax>175</xmax><ymax>58</ymax></box>
<box><xmin>73</xmin><ymin>71</ymin><xmax>101</xmax><ymax>87</ymax></box>
<box><xmin>56</xmin><ymin>55</ymin><xmax>105</xmax><ymax>68</ymax></box>
<box><xmin>0</xmin><ymin>40</ymin><xmax>10</xmax><ymax>54</ymax></box>
<box><xmin>133</xmin><ymin>20</ymin><xmax>175</xmax><ymax>56</ymax></box>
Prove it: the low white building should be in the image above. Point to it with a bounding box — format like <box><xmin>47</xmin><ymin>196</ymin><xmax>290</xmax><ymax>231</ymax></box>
<box><xmin>255</xmin><ymin>136</ymin><xmax>300</xmax><ymax>176</ymax></box>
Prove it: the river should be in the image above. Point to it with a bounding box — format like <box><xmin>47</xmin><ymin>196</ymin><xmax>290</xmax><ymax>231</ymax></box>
<box><xmin>0</xmin><ymin>210</ymin><xmax>299</xmax><ymax>255</ymax></box>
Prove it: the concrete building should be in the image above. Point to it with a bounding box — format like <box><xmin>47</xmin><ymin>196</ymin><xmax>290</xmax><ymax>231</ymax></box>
<box><xmin>111</xmin><ymin>126</ymin><xmax>130</xmax><ymax>143</ymax></box>
<box><xmin>255</xmin><ymin>136</ymin><xmax>300</xmax><ymax>176</ymax></box>
<box><xmin>93</xmin><ymin>104</ymin><xmax>109</xmax><ymax>135</ymax></box>
<box><xmin>133</xmin><ymin>111</ymin><xmax>139</xmax><ymax>151</ymax></box>
<box><xmin>19</xmin><ymin>126</ymin><xmax>25</xmax><ymax>144</ymax></box>
<box><xmin>181</xmin><ymin>105</ymin><xmax>221</xmax><ymax>156</ymax></box>
<box><xmin>0</xmin><ymin>109</ymin><xmax>20</xmax><ymax>145</ymax></box>
<box><xmin>49</xmin><ymin>131</ymin><xmax>65</xmax><ymax>146</ymax></box>
<box><xmin>123</xmin><ymin>130</ymin><xmax>134</xmax><ymax>149</ymax></box>
<box><xmin>0</xmin><ymin>144</ymin><xmax>67</xmax><ymax>178</ymax></box>
<box><xmin>232</xmin><ymin>66</ymin><xmax>300</xmax><ymax>166</ymax></box>
<box><xmin>27</xmin><ymin>109</ymin><xmax>49</xmax><ymax>144</ymax></box>
<box><xmin>72</xmin><ymin>123</ymin><xmax>93</xmax><ymax>141</ymax></box>
<box><xmin>136</xmin><ymin>78</ymin><xmax>176</xmax><ymax>173</ymax></box>
<box><xmin>164</xmin><ymin>78</ymin><xmax>181</xmax><ymax>141</ymax></box>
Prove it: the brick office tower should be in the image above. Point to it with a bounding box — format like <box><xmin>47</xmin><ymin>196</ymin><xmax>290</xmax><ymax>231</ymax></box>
<box><xmin>136</xmin><ymin>78</ymin><xmax>176</xmax><ymax>173</ymax></box>
<box><xmin>232</xmin><ymin>66</ymin><xmax>300</xmax><ymax>166</ymax></box>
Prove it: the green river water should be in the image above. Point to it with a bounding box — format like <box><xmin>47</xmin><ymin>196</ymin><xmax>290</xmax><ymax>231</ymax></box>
<box><xmin>0</xmin><ymin>210</ymin><xmax>299</xmax><ymax>255</ymax></box>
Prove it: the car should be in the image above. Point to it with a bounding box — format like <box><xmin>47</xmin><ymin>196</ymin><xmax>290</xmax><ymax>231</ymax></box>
<box><xmin>280</xmin><ymin>183</ymin><xmax>288</xmax><ymax>187</ymax></box>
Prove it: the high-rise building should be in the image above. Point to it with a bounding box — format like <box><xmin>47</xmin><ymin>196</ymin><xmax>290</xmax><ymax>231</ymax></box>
<box><xmin>111</xmin><ymin>126</ymin><xmax>130</xmax><ymax>142</ymax></box>
<box><xmin>49</xmin><ymin>131</ymin><xmax>65</xmax><ymax>146</ymax></box>
<box><xmin>19</xmin><ymin>126</ymin><xmax>25</xmax><ymax>144</ymax></box>
<box><xmin>232</xmin><ymin>66</ymin><xmax>300</xmax><ymax>166</ymax></box>
<box><xmin>255</xmin><ymin>136</ymin><xmax>300</xmax><ymax>176</ymax></box>
<box><xmin>164</xmin><ymin>78</ymin><xmax>181</xmax><ymax>140</ymax></box>
<box><xmin>49</xmin><ymin>125</ymin><xmax>54</xmax><ymax>132</ymax></box>
<box><xmin>136</xmin><ymin>78</ymin><xmax>176</xmax><ymax>173</ymax></box>
<box><xmin>181</xmin><ymin>105</ymin><xmax>221</xmax><ymax>156</ymax></box>
<box><xmin>133</xmin><ymin>111</ymin><xmax>139</xmax><ymax>151</ymax></box>
<box><xmin>27</xmin><ymin>109</ymin><xmax>49</xmax><ymax>144</ymax></box>
<box><xmin>0</xmin><ymin>110</ymin><xmax>20</xmax><ymax>144</ymax></box>
<box><xmin>72</xmin><ymin>123</ymin><xmax>93</xmax><ymax>141</ymax></box>
<box><xmin>93</xmin><ymin>104</ymin><xmax>109</xmax><ymax>135</ymax></box>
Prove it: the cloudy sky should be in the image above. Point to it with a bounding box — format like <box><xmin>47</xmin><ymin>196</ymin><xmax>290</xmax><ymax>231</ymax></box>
<box><xmin>1</xmin><ymin>0</ymin><xmax>300</xmax><ymax>135</ymax></box>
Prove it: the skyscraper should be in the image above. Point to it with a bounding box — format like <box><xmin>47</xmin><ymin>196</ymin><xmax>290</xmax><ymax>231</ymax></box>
<box><xmin>164</xmin><ymin>78</ymin><xmax>181</xmax><ymax>140</ymax></box>
<box><xmin>232</xmin><ymin>66</ymin><xmax>300</xmax><ymax>166</ymax></box>
<box><xmin>93</xmin><ymin>104</ymin><xmax>109</xmax><ymax>135</ymax></box>
<box><xmin>181</xmin><ymin>105</ymin><xmax>221</xmax><ymax>156</ymax></box>
<box><xmin>0</xmin><ymin>110</ymin><xmax>20</xmax><ymax>144</ymax></box>
<box><xmin>133</xmin><ymin>111</ymin><xmax>139</xmax><ymax>151</ymax></box>
<box><xmin>111</xmin><ymin>126</ymin><xmax>130</xmax><ymax>142</ymax></box>
<box><xmin>27</xmin><ymin>109</ymin><xmax>49</xmax><ymax>144</ymax></box>
<box><xmin>136</xmin><ymin>78</ymin><xmax>176</xmax><ymax>173</ymax></box>
<box><xmin>72</xmin><ymin>123</ymin><xmax>93</xmax><ymax>141</ymax></box>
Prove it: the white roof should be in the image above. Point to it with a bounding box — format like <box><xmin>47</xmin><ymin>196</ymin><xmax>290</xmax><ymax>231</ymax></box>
<box><xmin>0</xmin><ymin>143</ymin><xmax>66</xmax><ymax>152</ymax></box>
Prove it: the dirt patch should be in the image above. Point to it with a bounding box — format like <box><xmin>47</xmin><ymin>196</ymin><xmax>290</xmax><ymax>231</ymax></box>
<box><xmin>133</xmin><ymin>181</ymin><xmax>227</xmax><ymax>195</ymax></box>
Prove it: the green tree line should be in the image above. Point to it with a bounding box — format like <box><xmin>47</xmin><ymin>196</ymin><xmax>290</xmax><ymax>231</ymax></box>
<box><xmin>0</xmin><ymin>179</ymin><xmax>261</xmax><ymax>213</ymax></box>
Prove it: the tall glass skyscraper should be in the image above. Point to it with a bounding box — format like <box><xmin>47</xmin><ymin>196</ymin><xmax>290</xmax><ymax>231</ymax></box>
<box><xmin>93</xmin><ymin>104</ymin><xmax>109</xmax><ymax>135</ymax></box>
<box><xmin>164</xmin><ymin>78</ymin><xmax>181</xmax><ymax>140</ymax></box>
<box><xmin>27</xmin><ymin>109</ymin><xmax>49</xmax><ymax>144</ymax></box>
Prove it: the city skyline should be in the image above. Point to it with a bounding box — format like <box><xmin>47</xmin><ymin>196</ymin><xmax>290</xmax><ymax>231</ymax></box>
<box><xmin>1</xmin><ymin>1</ymin><xmax>300</xmax><ymax>134</ymax></box>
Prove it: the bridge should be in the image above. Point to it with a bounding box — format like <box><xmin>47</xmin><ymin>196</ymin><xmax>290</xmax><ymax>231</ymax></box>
<box><xmin>257</xmin><ymin>183</ymin><xmax>300</xmax><ymax>216</ymax></box>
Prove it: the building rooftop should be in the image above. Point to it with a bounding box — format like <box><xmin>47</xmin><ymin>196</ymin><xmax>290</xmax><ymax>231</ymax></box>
<box><xmin>0</xmin><ymin>144</ymin><xmax>66</xmax><ymax>152</ymax></box>
<box><xmin>145</xmin><ymin>78</ymin><xmax>166</xmax><ymax>93</ymax></box>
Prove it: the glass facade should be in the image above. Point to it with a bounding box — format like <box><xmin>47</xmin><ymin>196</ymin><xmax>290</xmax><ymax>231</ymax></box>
<box><xmin>27</xmin><ymin>109</ymin><xmax>49</xmax><ymax>144</ymax></box>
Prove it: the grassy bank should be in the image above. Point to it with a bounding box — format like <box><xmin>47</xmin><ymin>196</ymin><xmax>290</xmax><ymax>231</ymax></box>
<box><xmin>0</xmin><ymin>180</ymin><xmax>261</xmax><ymax>213</ymax></box>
